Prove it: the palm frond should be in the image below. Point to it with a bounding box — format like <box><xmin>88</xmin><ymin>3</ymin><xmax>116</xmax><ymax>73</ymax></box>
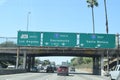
<box><xmin>86</xmin><ymin>0</ymin><xmax>98</xmax><ymax>7</ymax></box>
<box><xmin>94</xmin><ymin>1</ymin><xmax>98</xmax><ymax>7</ymax></box>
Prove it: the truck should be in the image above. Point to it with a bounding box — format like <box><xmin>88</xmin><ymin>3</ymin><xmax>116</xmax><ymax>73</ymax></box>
<box><xmin>109</xmin><ymin>65</ymin><xmax>120</xmax><ymax>80</ymax></box>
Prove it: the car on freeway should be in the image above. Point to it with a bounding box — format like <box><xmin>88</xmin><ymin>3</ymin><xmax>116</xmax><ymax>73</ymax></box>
<box><xmin>7</xmin><ymin>65</ymin><xmax>16</xmax><ymax>69</ymax></box>
<box><xmin>46</xmin><ymin>66</ymin><xmax>54</xmax><ymax>73</ymax></box>
<box><xmin>53</xmin><ymin>66</ymin><xmax>57</xmax><ymax>71</ymax></box>
<box><xmin>109</xmin><ymin>65</ymin><xmax>120</xmax><ymax>80</ymax></box>
<box><xmin>57</xmin><ymin>66</ymin><xmax>69</xmax><ymax>76</ymax></box>
<box><xmin>30</xmin><ymin>67</ymin><xmax>38</xmax><ymax>72</ymax></box>
<box><xmin>37</xmin><ymin>65</ymin><xmax>44</xmax><ymax>72</ymax></box>
<box><xmin>69</xmin><ymin>66</ymin><xmax>75</xmax><ymax>72</ymax></box>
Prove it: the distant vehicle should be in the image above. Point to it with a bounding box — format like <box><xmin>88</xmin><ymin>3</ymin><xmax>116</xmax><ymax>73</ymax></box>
<box><xmin>7</xmin><ymin>65</ymin><xmax>15</xmax><ymax>69</ymax></box>
<box><xmin>46</xmin><ymin>66</ymin><xmax>54</xmax><ymax>73</ymax></box>
<box><xmin>53</xmin><ymin>66</ymin><xmax>57</xmax><ymax>71</ymax></box>
<box><xmin>70</xmin><ymin>66</ymin><xmax>75</xmax><ymax>72</ymax></box>
<box><xmin>37</xmin><ymin>65</ymin><xmax>44</xmax><ymax>72</ymax></box>
<box><xmin>109</xmin><ymin>65</ymin><xmax>120</xmax><ymax>80</ymax></box>
<box><xmin>30</xmin><ymin>67</ymin><xmax>38</xmax><ymax>72</ymax></box>
<box><xmin>57</xmin><ymin>66</ymin><xmax>69</xmax><ymax>76</ymax></box>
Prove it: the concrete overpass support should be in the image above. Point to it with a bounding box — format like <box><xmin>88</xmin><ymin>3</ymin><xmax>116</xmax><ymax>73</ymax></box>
<box><xmin>27</xmin><ymin>56</ymin><xmax>31</xmax><ymax>71</ymax></box>
<box><xmin>23</xmin><ymin>52</ymin><xmax>27</xmax><ymax>69</ymax></box>
<box><xmin>16</xmin><ymin>47</ymin><xmax>20</xmax><ymax>69</ymax></box>
<box><xmin>31</xmin><ymin>57</ymin><xmax>35</xmax><ymax>68</ymax></box>
<box><xmin>27</xmin><ymin>56</ymin><xmax>35</xmax><ymax>71</ymax></box>
<box><xmin>93</xmin><ymin>57</ymin><xmax>101</xmax><ymax>75</ymax></box>
<box><xmin>101</xmin><ymin>54</ymin><xmax>104</xmax><ymax>76</ymax></box>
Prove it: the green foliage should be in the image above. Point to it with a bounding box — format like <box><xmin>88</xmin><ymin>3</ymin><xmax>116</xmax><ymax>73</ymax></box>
<box><xmin>71</xmin><ymin>57</ymin><xmax>92</xmax><ymax>67</ymax></box>
<box><xmin>35</xmin><ymin>58</ymin><xmax>41</xmax><ymax>66</ymax></box>
<box><xmin>71</xmin><ymin>57</ymin><xmax>83</xmax><ymax>66</ymax></box>
<box><xmin>0</xmin><ymin>41</ymin><xmax>17</xmax><ymax>47</ymax></box>
<box><xmin>42</xmin><ymin>60</ymin><xmax>50</xmax><ymax>66</ymax></box>
<box><xmin>83</xmin><ymin>57</ymin><xmax>92</xmax><ymax>64</ymax></box>
<box><xmin>87</xmin><ymin>0</ymin><xmax>98</xmax><ymax>8</ymax></box>
<box><xmin>71</xmin><ymin>58</ymin><xmax>78</xmax><ymax>66</ymax></box>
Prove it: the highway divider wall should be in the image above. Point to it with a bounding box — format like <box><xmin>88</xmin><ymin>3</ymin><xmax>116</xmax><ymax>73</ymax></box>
<box><xmin>0</xmin><ymin>69</ymin><xmax>27</xmax><ymax>75</ymax></box>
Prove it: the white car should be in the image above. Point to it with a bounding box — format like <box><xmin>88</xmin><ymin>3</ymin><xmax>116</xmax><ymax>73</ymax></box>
<box><xmin>109</xmin><ymin>65</ymin><xmax>120</xmax><ymax>80</ymax></box>
<box><xmin>7</xmin><ymin>65</ymin><xmax>15</xmax><ymax>69</ymax></box>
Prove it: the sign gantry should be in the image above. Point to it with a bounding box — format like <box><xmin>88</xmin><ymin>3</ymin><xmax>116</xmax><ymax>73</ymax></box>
<box><xmin>17</xmin><ymin>31</ymin><xmax>116</xmax><ymax>49</ymax></box>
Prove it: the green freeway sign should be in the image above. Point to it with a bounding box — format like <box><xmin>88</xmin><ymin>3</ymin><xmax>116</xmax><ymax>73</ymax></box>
<box><xmin>17</xmin><ymin>31</ymin><xmax>41</xmax><ymax>46</ymax></box>
<box><xmin>43</xmin><ymin>32</ymin><xmax>77</xmax><ymax>47</ymax></box>
<box><xmin>79</xmin><ymin>33</ymin><xmax>116</xmax><ymax>48</ymax></box>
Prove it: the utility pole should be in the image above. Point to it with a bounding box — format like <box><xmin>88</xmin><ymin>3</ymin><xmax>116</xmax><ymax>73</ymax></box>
<box><xmin>104</xmin><ymin>0</ymin><xmax>109</xmax><ymax>73</ymax></box>
<box><xmin>104</xmin><ymin>0</ymin><xmax>108</xmax><ymax>34</ymax></box>
<box><xmin>27</xmin><ymin>12</ymin><xmax>31</xmax><ymax>31</ymax></box>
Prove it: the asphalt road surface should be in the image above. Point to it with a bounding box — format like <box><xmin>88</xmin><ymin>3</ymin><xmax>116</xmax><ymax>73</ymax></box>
<box><xmin>0</xmin><ymin>72</ymin><xmax>110</xmax><ymax>80</ymax></box>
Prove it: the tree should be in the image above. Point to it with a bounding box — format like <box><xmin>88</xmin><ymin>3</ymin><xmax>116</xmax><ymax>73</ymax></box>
<box><xmin>86</xmin><ymin>0</ymin><xmax>98</xmax><ymax>33</ymax></box>
<box><xmin>71</xmin><ymin>58</ymin><xmax>78</xmax><ymax>66</ymax></box>
<box><xmin>0</xmin><ymin>41</ymin><xmax>17</xmax><ymax>47</ymax></box>
<box><xmin>35</xmin><ymin>58</ymin><xmax>41</xmax><ymax>66</ymax></box>
<box><xmin>42</xmin><ymin>60</ymin><xmax>50</xmax><ymax>66</ymax></box>
<box><xmin>71</xmin><ymin>59</ymin><xmax>77</xmax><ymax>66</ymax></box>
<box><xmin>70</xmin><ymin>57</ymin><xmax>92</xmax><ymax>66</ymax></box>
<box><xmin>83</xmin><ymin>57</ymin><xmax>92</xmax><ymax>64</ymax></box>
<box><xmin>71</xmin><ymin>57</ymin><xmax>83</xmax><ymax>66</ymax></box>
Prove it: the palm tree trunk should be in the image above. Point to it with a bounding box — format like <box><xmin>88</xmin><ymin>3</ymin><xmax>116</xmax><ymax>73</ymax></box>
<box><xmin>91</xmin><ymin>7</ymin><xmax>95</xmax><ymax>33</ymax></box>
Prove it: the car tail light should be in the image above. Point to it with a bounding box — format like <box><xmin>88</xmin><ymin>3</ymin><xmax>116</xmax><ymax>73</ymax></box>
<box><xmin>58</xmin><ymin>68</ymin><xmax>62</xmax><ymax>72</ymax></box>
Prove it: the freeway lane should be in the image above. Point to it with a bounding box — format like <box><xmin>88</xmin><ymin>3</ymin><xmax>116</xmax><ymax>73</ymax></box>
<box><xmin>0</xmin><ymin>72</ymin><xmax>110</xmax><ymax>80</ymax></box>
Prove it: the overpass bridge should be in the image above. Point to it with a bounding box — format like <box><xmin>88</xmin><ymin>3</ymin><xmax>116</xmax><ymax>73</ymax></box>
<box><xmin>0</xmin><ymin>31</ymin><xmax>119</xmax><ymax>75</ymax></box>
<box><xmin>0</xmin><ymin>47</ymin><xmax>119</xmax><ymax>75</ymax></box>
<box><xmin>0</xmin><ymin>47</ymin><xmax>118</xmax><ymax>56</ymax></box>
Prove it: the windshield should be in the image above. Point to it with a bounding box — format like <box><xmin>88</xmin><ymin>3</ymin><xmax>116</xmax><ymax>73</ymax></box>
<box><xmin>0</xmin><ymin>0</ymin><xmax>119</xmax><ymax>80</ymax></box>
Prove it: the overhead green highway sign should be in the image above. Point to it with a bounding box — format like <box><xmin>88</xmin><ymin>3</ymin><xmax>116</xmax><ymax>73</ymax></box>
<box><xmin>17</xmin><ymin>31</ymin><xmax>41</xmax><ymax>46</ymax></box>
<box><xmin>43</xmin><ymin>32</ymin><xmax>77</xmax><ymax>47</ymax></box>
<box><xmin>79</xmin><ymin>33</ymin><xmax>116</xmax><ymax>48</ymax></box>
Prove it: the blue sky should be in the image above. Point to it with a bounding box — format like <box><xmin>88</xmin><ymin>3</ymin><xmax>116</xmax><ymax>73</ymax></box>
<box><xmin>0</xmin><ymin>0</ymin><xmax>120</xmax><ymax>64</ymax></box>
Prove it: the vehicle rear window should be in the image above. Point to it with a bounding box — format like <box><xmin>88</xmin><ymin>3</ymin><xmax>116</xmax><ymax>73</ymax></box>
<box><xmin>59</xmin><ymin>66</ymin><xmax>68</xmax><ymax>68</ymax></box>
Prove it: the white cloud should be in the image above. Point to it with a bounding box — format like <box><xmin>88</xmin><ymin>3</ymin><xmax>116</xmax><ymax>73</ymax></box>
<box><xmin>0</xmin><ymin>0</ymin><xmax>7</xmax><ymax>6</ymax></box>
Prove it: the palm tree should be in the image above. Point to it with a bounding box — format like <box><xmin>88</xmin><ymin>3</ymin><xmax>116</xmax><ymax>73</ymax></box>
<box><xmin>86</xmin><ymin>0</ymin><xmax>98</xmax><ymax>33</ymax></box>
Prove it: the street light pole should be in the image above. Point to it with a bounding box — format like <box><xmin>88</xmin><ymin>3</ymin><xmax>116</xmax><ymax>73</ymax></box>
<box><xmin>27</xmin><ymin>12</ymin><xmax>31</xmax><ymax>31</ymax></box>
<box><xmin>104</xmin><ymin>0</ymin><xmax>109</xmax><ymax>73</ymax></box>
<box><xmin>104</xmin><ymin>0</ymin><xmax>108</xmax><ymax>34</ymax></box>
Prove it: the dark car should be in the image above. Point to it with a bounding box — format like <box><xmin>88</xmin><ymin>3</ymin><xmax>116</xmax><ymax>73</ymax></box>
<box><xmin>46</xmin><ymin>66</ymin><xmax>54</xmax><ymax>73</ymax></box>
<box><xmin>30</xmin><ymin>67</ymin><xmax>38</xmax><ymax>72</ymax></box>
<box><xmin>57</xmin><ymin>66</ymin><xmax>69</xmax><ymax>76</ymax></box>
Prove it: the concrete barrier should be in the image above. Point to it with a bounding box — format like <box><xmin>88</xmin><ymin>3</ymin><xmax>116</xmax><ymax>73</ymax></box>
<box><xmin>0</xmin><ymin>69</ymin><xmax>27</xmax><ymax>75</ymax></box>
